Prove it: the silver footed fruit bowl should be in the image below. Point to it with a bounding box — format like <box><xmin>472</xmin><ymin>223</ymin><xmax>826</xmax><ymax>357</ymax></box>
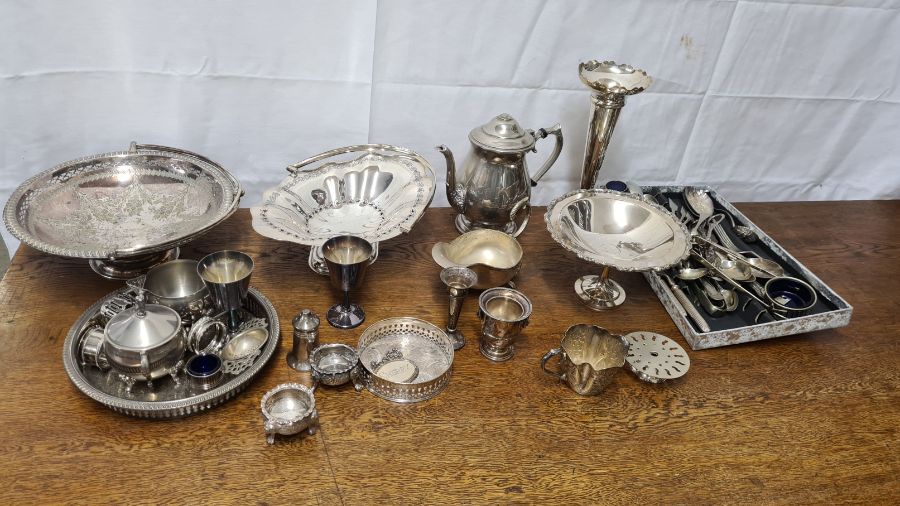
<box><xmin>3</xmin><ymin>142</ymin><xmax>242</xmax><ymax>279</ymax></box>
<box><xmin>545</xmin><ymin>188</ymin><xmax>689</xmax><ymax>310</ymax></box>
<box><xmin>250</xmin><ymin>144</ymin><xmax>435</xmax><ymax>275</ymax></box>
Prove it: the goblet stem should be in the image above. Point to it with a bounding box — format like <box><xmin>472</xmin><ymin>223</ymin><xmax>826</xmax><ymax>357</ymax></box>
<box><xmin>342</xmin><ymin>290</ymin><xmax>351</xmax><ymax>311</ymax></box>
<box><xmin>447</xmin><ymin>287</ymin><xmax>467</xmax><ymax>332</ymax></box>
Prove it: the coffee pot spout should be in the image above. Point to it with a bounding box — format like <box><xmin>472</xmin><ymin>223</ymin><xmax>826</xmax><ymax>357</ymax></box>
<box><xmin>436</xmin><ymin>145</ymin><xmax>465</xmax><ymax>213</ymax></box>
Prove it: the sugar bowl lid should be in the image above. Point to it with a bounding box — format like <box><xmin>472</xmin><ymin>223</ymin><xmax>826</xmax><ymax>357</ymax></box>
<box><xmin>105</xmin><ymin>292</ymin><xmax>182</xmax><ymax>351</ymax></box>
<box><xmin>468</xmin><ymin>113</ymin><xmax>536</xmax><ymax>153</ymax></box>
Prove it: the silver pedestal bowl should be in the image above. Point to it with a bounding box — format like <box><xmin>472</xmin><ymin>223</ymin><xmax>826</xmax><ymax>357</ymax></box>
<box><xmin>250</xmin><ymin>144</ymin><xmax>435</xmax><ymax>275</ymax></box>
<box><xmin>545</xmin><ymin>189</ymin><xmax>689</xmax><ymax>310</ymax></box>
<box><xmin>3</xmin><ymin>142</ymin><xmax>242</xmax><ymax>279</ymax></box>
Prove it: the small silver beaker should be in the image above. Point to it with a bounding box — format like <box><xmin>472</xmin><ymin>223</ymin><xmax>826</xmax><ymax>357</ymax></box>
<box><xmin>541</xmin><ymin>324</ymin><xmax>629</xmax><ymax>396</ymax></box>
<box><xmin>197</xmin><ymin>250</ymin><xmax>254</xmax><ymax>331</ymax></box>
<box><xmin>477</xmin><ymin>287</ymin><xmax>532</xmax><ymax>362</ymax></box>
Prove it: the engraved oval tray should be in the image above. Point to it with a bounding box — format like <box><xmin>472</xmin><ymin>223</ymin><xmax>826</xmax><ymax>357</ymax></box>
<box><xmin>4</xmin><ymin>143</ymin><xmax>242</xmax><ymax>260</ymax></box>
<box><xmin>250</xmin><ymin>144</ymin><xmax>435</xmax><ymax>246</ymax></box>
<box><xmin>62</xmin><ymin>286</ymin><xmax>278</xmax><ymax>418</ymax></box>
<box><xmin>545</xmin><ymin>188</ymin><xmax>690</xmax><ymax>272</ymax></box>
<box><xmin>355</xmin><ymin>317</ymin><xmax>453</xmax><ymax>403</ymax></box>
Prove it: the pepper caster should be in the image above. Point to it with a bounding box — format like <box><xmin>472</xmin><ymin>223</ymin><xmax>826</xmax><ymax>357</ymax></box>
<box><xmin>287</xmin><ymin>309</ymin><xmax>320</xmax><ymax>372</ymax></box>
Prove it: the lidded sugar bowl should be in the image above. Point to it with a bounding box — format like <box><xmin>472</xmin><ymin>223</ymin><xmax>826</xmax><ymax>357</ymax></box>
<box><xmin>102</xmin><ymin>291</ymin><xmax>186</xmax><ymax>392</ymax></box>
<box><xmin>437</xmin><ymin>113</ymin><xmax>563</xmax><ymax>236</ymax></box>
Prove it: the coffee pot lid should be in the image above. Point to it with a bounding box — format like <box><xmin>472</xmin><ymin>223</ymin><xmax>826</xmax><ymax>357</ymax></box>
<box><xmin>468</xmin><ymin>113</ymin><xmax>535</xmax><ymax>153</ymax></box>
<box><xmin>105</xmin><ymin>291</ymin><xmax>182</xmax><ymax>351</ymax></box>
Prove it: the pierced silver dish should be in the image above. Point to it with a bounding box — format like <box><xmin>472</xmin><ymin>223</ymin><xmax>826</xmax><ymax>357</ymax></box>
<box><xmin>3</xmin><ymin>143</ymin><xmax>242</xmax><ymax>279</ymax></box>
<box><xmin>354</xmin><ymin>317</ymin><xmax>454</xmax><ymax>403</ymax></box>
<box><xmin>545</xmin><ymin>189</ymin><xmax>689</xmax><ymax>310</ymax></box>
<box><xmin>62</xmin><ymin>286</ymin><xmax>279</xmax><ymax>418</ymax></box>
<box><xmin>250</xmin><ymin>144</ymin><xmax>435</xmax><ymax>274</ymax></box>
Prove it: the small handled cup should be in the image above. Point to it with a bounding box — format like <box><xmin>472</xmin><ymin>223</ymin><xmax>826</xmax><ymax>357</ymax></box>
<box><xmin>478</xmin><ymin>287</ymin><xmax>532</xmax><ymax>362</ymax></box>
<box><xmin>541</xmin><ymin>324</ymin><xmax>629</xmax><ymax>396</ymax></box>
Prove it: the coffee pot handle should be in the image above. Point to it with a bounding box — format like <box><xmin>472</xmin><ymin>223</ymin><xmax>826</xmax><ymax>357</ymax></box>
<box><xmin>529</xmin><ymin>124</ymin><xmax>563</xmax><ymax>186</ymax></box>
<box><xmin>509</xmin><ymin>198</ymin><xmax>531</xmax><ymax>237</ymax></box>
<box><xmin>540</xmin><ymin>348</ymin><xmax>565</xmax><ymax>381</ymax></box>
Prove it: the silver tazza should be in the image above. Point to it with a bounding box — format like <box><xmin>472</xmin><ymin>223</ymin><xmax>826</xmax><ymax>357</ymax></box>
<box><xmin>437</xmin><ymin>113</ymin><xmax>563</xmax><ymax>237</ymax></box>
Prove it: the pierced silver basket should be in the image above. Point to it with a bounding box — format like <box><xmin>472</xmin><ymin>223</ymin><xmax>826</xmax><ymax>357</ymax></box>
<box><xmin>3</xmin><ymin>142</ymin><xmax>242</xmax><ymax>279</ymax></box>
<box><xmin>354</xmin><ymin>317</ymin><xmax>454</xmax><ymax>403</ymax></box>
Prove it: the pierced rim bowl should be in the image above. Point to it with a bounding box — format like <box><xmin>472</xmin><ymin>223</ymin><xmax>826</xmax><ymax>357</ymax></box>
<box><xmin>3</xmin><ymin>144</ymin><xmax>241</xmax><ymax>259</ymax></box>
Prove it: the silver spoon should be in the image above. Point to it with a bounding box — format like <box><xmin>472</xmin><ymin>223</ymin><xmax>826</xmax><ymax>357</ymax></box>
<box><xmin>683</xmin><ymin>187</ymin><xmax>714</xmax><ymax>235</ymax></box>
<box><xmin>723</xmin><ymin>211</ymin><xmax>759</xmax><ymax>243</ymax></box>
<box><xmin>675</xmin><ymin>263</ymin><xmax>708</xmax><ymax>281</ymax></box>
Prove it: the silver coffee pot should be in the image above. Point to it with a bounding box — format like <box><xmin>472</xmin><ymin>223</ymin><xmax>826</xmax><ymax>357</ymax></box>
<box><xmin>437</xmin><ymin>113</ymin><xmax>562</xmax><ymax>237</ymax></box>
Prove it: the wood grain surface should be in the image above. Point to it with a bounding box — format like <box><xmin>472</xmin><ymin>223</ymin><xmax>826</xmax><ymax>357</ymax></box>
<box><xmin>0</xmin><ymin>203</ymin><xmax>896</xmax><ymax>504</ymax></box>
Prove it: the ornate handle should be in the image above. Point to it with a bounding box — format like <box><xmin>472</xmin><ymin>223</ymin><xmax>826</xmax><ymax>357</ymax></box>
<box><xmin>529</xmin><ymin>124</ymin><xmax>563</xmax><ymax>186</ymax></box>
<box><xmin>540</xmin><ymin>348</ymin><xmax>565</xmax><ymax>381</ymax></box>
<box><xmin>509</xmin><ymin>197</ymin><xmax>531</xmax><ymax>237</ymax></box>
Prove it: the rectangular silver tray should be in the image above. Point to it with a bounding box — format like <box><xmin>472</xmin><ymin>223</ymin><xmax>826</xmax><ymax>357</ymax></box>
<box><xmin>642</xmin><ymin>185</ymin><xmax>852</xmax><ymax>350</ymax></box>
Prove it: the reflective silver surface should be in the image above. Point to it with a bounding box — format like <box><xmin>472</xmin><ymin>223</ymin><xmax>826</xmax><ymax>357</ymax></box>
<box><xmin>185</xmin><ymin>354</ymin><xmax>223</xmax><ymax>392</ymax></box>
<box><xmin>477</xmin><ymin>287</ymin><xmax>532</xmax><ymax>362</ymax></box>
<box><xmin>624</xmin><ymin>331</ymin><xmax>690</xmax><ymax>383</ymax></box>
<box><xmin>3</xmin><ymin>143</ymin><xmax>241</xmax><ymax>277</ymax></box>
<box><xmin>643</xmin><ymin>185</ymin><xmax>852</xmax><ymax>350</ymax></box>
<box><xmin>310</xmin><ymin>344</ymin><xmax>359</xmax><ymax>387</ymax></box>
<box><xmin>198</xmin><ymin>250</ymin><xmax>254</xmax><ymax>330</ymax></box>
<box><xmin>251</xmin><ymin>144</ymin><xmax>435</xmax><ymax>248</ymax></box>
<box><xmin>323</xmin><ymin>235</ymin><xmax>373</xmax><ymax>329</ymax></box>
<box><xmin>260</xmin><ymin>383</ymin><xmax>319</xmax><ymax>444</ymax></box>
<box><xmin>546</xmin><ymin>189</ymin><xmax>689</xmax><ymax>310</ymax></box>
<box><xmin>78</xmin><ymin>326</ymin><xmax>109</xmax><ymax>370</ymax></box>
<box><xmin>440</xmin><ymin>266</ymin><xmax>478</xmax><ymax>350</ymax></box>
<box><xmin>578</xmin><ymin>60</ymin><xmax>650</xmax><ymax>189</ymax></box>
<box><xmin>221</xmin><ymin>327</ymin><xmax>269</xmax><ymax>361</ymax></box>
<box><xmin>546</xmin><ymin>189</ymin><xmax>690</xmax><ymax>272</ymax></box>
<box><xmin>287</xmin><ymin>309</ymin><xmax>320</xmax><ymax>372</ymax></box>
<box><xmin>354</xmin><ymin>317</ymin><xmax>454</xmax><ymax>403</ymax></box>
<box><xmin>541</xmin><ymin>325</ymin><xmax>629</xmax><ymax>396</ymax></box>
<box><xmin>431</xmin><ymin>229</ymin><xmax>522</xmax><ymax>289</ymax></box>
<box><xmin>141</xmin><ymin>259</ymin><xmax>211</xmax><ymax>324</ymax></box>
<box><xmin>438</xmin><ymin>113</ymin><xmax>563</xmax><ymax>236</ymax></box>
<box><xmin>63</xmin><ymin>286</ymin><xmax>281</xmax><ymax>418</ymax></box>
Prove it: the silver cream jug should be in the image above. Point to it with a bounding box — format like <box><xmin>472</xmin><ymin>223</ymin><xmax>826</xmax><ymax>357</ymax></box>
<box><xmin>437</xmin><ymin>113</ymin><xmax>562</xmax><ymax>237</ymax></box>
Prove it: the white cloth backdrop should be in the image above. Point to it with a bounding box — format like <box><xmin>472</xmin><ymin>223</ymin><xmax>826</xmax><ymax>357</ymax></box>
<box><xmin>2</xmin><ymin>0</ymin><xmax>899</xmax><ymax>253</ymax></box>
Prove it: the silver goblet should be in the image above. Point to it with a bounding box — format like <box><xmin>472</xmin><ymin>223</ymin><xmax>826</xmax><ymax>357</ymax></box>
<box><xmin>439</xmin><ymin>267</ymin><xmax>478</xmax><ymax>350</ymax></box>
<box><xmin>322</xmin><ymin>235</ymin><xmax>373</xmax><ymax>329</ymax></box>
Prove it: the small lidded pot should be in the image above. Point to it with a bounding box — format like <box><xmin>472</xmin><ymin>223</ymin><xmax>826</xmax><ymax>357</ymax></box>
<box><xmin>103</xmin><ymin>290</ymin><xmax>186</xmax><ymax>391</ymax></box>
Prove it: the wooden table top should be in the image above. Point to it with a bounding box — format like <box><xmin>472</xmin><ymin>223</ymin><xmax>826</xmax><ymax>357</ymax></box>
<box><xmin>0</xmin><ymin>202</ymin><xmax>897</xmax><ymax>504</ymax></box>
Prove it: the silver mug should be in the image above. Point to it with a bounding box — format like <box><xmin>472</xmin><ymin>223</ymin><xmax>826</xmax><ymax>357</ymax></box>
<box><xmin>477</xmin><ymin>287</ymin><xmax>532</xmax><ymax>362</ymax></box>
<box><xmin>541</xmin><ymin>324</ymin><xmax>629</xmax><ymax>396</ymax></box>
